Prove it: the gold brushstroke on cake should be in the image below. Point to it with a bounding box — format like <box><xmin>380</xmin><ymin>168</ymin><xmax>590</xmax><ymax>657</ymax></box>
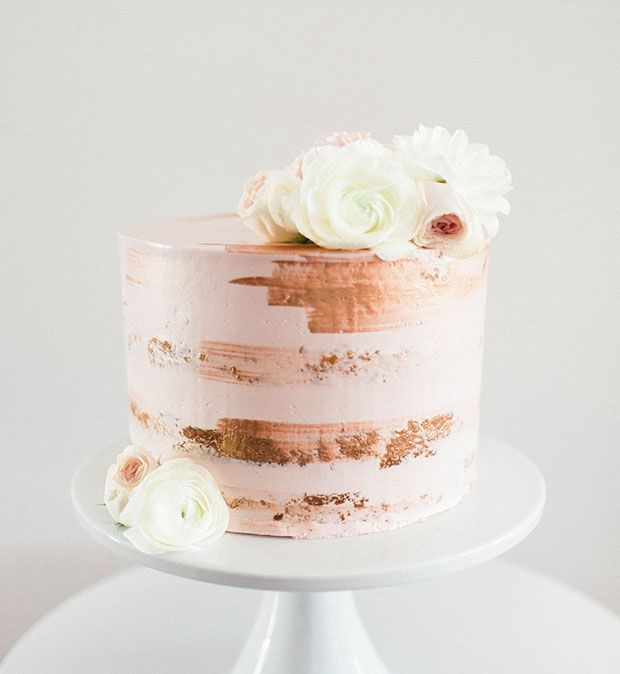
<box><xmin>137</xmin><ymin>336</ymin><xmax>393</xmax><ymax>384</ymax></box>
<box><xmin>226</xmin><ymin>491</ymin><xmax>367</xmax><ymax>510</ymax></box>
<box><xmin>179</xmin><ymin>412</ymin><xmax>454</xmax><ymax>468</ymax></box>
<box><xmin>129</xmin><ymin>400</ymin><xmax>178</xmax><ymax>434</ymax></box>
<box><xmin>230</xmin><ymin>252</ymin><xmax>486</xmax><ymax>333</ymax></box>
<box><xmin>125</xmin><ymin>248</ymin><xmax>154</xmax><ymax>287</ymax></box>
<box><xmin>379</xmin><ymin>413</ymin><xmax>454</xmax><ymax>468</ymax></box>
<box><xmin>227</xmin><ymin>496</ymin><xmax>268</xmax><ymax>510</ymax></box>
<box><xmin>196</xmin><ymin>341</ymin><xmax>388</xmax><ymax>385</ymax></box>
<box><xmin>225</xmin><ymin>492</ymin><xmax>451</xmax><ymax>527</ymax></box>
<box><xmin>147</xmin><ymin>337</ymin><xmax>192</xmax><ymax>367</ymax></box>
<box><xmin>226</xmin><ymin>491</ymin><xmax>369</xmax><ymax>523</ymax></box>
<box><xmin>300</xmin><ymin>348</ymin><xmax>382</xmax><ymax>380</ymax></box>
<box><xmin>335</xmin><ymin>430</ymin><xmax>381</xmax><ymax>459</ymax></box>
<box><xmin>302</xmin><ymin>492</ymin><xmax>368</xmax><ymax>508</ymax></box>
<box><xmin>386</xmin><ymin>413</ymin><xmax>455</xmax><ymax>468</ymax></box>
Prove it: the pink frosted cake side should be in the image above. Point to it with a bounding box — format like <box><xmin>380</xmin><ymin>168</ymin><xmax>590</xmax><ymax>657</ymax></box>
<box><xmin>120</xmin><ymin>214</ymin><xmax>488</xmax><ymax>538</ymax></box>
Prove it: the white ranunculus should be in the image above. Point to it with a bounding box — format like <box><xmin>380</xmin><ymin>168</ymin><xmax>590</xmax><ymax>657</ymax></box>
<box><xmin>290</xmin><ymin>139</ymin><xmax>423</xmax><ymax>257</ymax></box>
<box><xmin>104</xmin><ymin>445</ymin><xmax>158</xmax><ymax>524</ymax></box>
<box><xmin>120</xmin><ymin>458</ymin><xmax>229</xmax><ymax>554</ymax></box>
<box><xmin>237</xmin><ymin>169</ymin><xmax>305</xmax><ymax>243</ymax></box>
<box><xmin>413</xmin><ymin>181</ymin><xmax>486</xmax><ymax>258</ymax></box>
<box><xmin>393</xmin><ymin>125</ymin><xmax>512</xmax><ymax>240</ymax></box>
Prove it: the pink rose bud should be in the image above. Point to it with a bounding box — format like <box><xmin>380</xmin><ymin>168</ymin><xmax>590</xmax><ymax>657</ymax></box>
<box><xmin>430</xmin><ymin>213</ymin><xmax>465</xmax><ymax>238</ymax></box>
<box><xmin>117</xmin><ymin>455</ymin><xmax>150</xmax><ymax>488</ymax></box>
<box><xmin>104</xmin><ymin>445</ymin><xmax>158</xmax><ymax>524</ymax></box>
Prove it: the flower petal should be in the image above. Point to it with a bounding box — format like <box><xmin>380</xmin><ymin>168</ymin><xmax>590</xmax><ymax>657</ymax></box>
<box><xmin>372</xmin><ymin>239</ymin><xmax>419</xmax><ymax>261</ymax></box>
<box><xmin>118</xmin><ymin>458</ymin><xmax>229</xmax><ymax>554</ymax></box>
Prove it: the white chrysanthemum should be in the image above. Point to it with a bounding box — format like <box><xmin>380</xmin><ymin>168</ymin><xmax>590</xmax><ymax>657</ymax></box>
<box><xmin>120</xmin><ymin>458</ymin><xmax>229</xmax><ymax>554</ymax></box>
<box><xmin>237</xmin><ymin>169</ymin><xmax>304</xmax><ymax>243</ymax></box>
<box><xmin>393</xmin><ymin>125</ymin><xmax>511</xmax><ymax>238</ymax></box>
<box><xmin>291</xmin><ymin>139</ymin><xmax>423</xmax><ymax>258</ymax></box>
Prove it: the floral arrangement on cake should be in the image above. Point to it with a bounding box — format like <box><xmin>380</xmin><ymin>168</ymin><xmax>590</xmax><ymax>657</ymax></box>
<box><xmin>104</xmin><ymin>445</ymin><xmax>229</xmax><ymax>554</ymax></box>
<box><xmin>238</xmin><ymin>125</ymin><xmax>512</xmax><ymax>260</ymax></box>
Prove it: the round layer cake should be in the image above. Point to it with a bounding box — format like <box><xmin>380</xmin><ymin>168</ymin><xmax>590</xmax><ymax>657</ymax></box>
<box><xmin>120</xmin><ymin>213</ymin><xmax>488</xmax><ymax>538</ymax></box>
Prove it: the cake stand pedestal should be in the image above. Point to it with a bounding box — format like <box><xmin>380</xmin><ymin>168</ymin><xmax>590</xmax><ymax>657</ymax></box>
<box><xmin>71</xmin><ymin>435</ymin><xmax>545</xmax><ymax>674</ymax></box>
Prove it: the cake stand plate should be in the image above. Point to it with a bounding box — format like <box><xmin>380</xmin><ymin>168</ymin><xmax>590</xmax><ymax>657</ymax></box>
<box><xmin>71</xmin><ymin>435</ymin><xmax>545</xmax><ymax>673</ymax></box>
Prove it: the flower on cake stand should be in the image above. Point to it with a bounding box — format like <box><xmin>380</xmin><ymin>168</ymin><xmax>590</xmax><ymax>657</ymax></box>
<box><xmin>105</xmin><ymin>448</ymin><xmax>229</xmax><ymax>554</ymax></box>
<box><xmin>238</xmin><ymin>170</ymin><xmax>305</xmax><ymax>243</ymax></box>
<box><xmin>104</xmin><ymin>444</ymin><xmax>158</xmax><ymax>524</ymax></box>
<box><xmin>393</xmin><ymin>124</ymin><xmax>512</xmax><ymax>244</ymax></box>
<box><xmin>290</xmin><ymin>138</ymin><xmax>424</xmax><ymax>260</ymax></box>
<box><xmin>119</xmin><ymin>458</ymin><xmax>229</xmax><ymax>554</ymax></box>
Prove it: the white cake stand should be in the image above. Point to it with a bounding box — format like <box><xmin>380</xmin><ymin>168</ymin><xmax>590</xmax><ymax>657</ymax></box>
<box><xmin>71</xmin><ymin>435</ymin><xmax>545</xmax><ymax>674</ymax></box>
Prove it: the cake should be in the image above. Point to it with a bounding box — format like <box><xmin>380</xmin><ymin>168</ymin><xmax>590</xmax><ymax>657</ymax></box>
<box><xmin>106</xmin><ymin>126</ymin><xmax>511</xmax><ymax>549</ymax></box>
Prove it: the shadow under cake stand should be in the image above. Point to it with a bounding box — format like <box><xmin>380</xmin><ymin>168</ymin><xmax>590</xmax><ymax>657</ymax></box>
<box><xmin>71</xmin><ymin>435</ymin><xmax>545</xmax><ymax>674</ymax></box>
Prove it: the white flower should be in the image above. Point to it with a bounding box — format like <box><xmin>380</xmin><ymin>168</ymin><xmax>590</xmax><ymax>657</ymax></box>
<box><xmin>290</xmin><ymin>139</ymin><xmax>423</xmax><ymax>257</ymax></box>
<box><xmin>393</xmin><ymin>125</ymin><xmax>512</xmax><ymax>239</ymax></box>
<box><xmin>413</xmin><ymin>181</ymin><xmax>486</xmax><ymax>258</ymax></box>
<box><xmin>288</xmin><ymin>130</ymin><xmax>370</xmax><ymax>178</ymax></box>
<box><xmin>120</xmin><ymin>458</ymin><xmax>229</xmax><ymax>554</ymax></box>
<box><xmin>104</xmin><ymin>445</ymin><xmax>158</xmax><ymax>524</ymax></box>
<box><xmin>237</xmin><ymin>170</ymin><xmax>304</xmax><ymax>243</ymax></box>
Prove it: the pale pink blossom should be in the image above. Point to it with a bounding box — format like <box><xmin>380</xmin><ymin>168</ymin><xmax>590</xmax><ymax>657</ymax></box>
<box><xmin>237</xmin><ymin>169</ymin><xmax>302</xmax><ymax>243</ymax></box>
<box><xmin>288</xmin><ymin>131</ymin><xmax>370</xmax><ymax>178</ymax></box>
<box><xmin>413</xmin><ymin>181</ymin><xmax>486</xmax><ymax>258</ymax></box>
<box><xmin>104</xmin><ymin>445</ymin><xmax>158</xmax><ymax>524</ymax></box>
<box><xmin>238</xmin><ymin>171</ymin><xmax>267</xmax><ymax>214</ymax></box>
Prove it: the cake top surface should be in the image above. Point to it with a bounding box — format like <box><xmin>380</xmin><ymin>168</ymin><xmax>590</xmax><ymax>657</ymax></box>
<box><xmin>119</xmin><ymin>213</ymin><xmax>413</xmax><ymax>258</ymax></box>
<box><xmin>120</xmin><ymin>213</ymin><xmax>261</xmax><ymax>249</ymax></box>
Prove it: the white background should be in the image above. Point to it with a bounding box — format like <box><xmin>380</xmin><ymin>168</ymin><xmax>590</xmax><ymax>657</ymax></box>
<box><xmin>1</xmin><ymin>0</ymin><xmax>618</xmax><ymax>660</ymax></box>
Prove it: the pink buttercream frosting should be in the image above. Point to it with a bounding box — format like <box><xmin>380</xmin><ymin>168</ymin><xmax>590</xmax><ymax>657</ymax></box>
<box><xmin>119</xmin><ymin>214</ymin><xmax>488</xmax><ymax>538</ymax></box>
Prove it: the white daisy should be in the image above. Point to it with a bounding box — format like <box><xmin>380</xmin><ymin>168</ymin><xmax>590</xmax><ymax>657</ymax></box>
<box><xmin>393</xmin><ymin>125</ymin><xmax>512</xmax><ymax>237</ymax></box>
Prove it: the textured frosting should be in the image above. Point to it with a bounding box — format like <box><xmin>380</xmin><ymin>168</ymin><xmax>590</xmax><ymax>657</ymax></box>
<box><xmin>119</xmin><ymin>214</ymin><xmax>488</xmax><ymax>538</ymax></box>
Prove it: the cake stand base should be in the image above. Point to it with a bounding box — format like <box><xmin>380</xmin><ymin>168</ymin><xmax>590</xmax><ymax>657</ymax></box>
<box><xmin>70</xmin><ymin>435</ymin><xmax>545</xmax><ymax>673</ymax></box>
<box><xmin>232</xmin><ymin>592</ymin><xmax>388</xmax><ymax>674</ymax></box>
<box><xmin>5</xmin><ymin>562</ymin><xmax>620</xmax><ymax>673</ymax></box>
